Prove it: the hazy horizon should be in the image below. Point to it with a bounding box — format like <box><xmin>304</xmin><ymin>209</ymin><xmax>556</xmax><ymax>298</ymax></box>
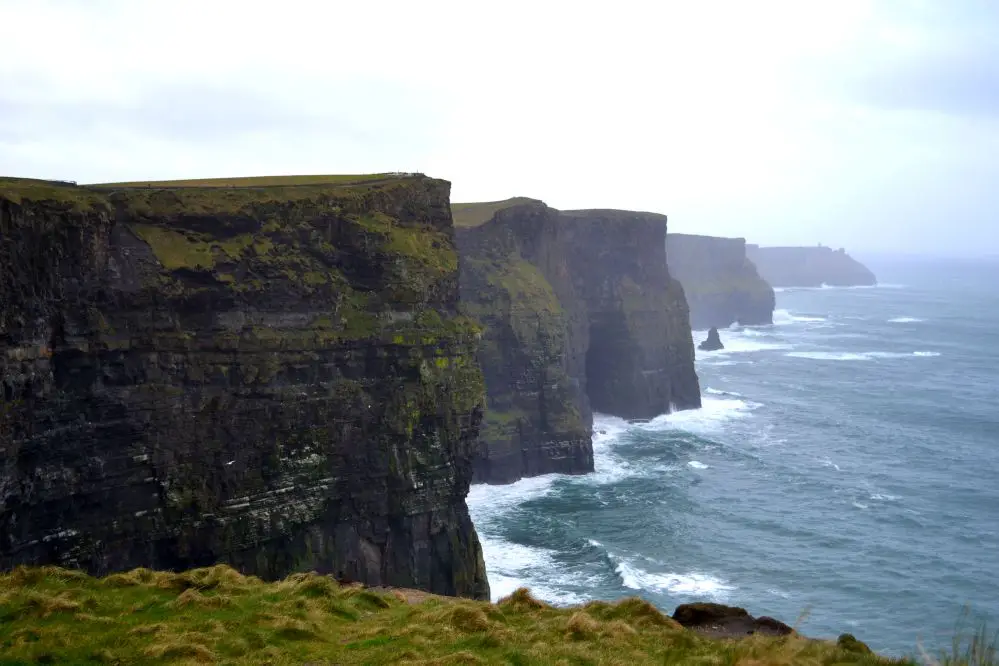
<box><xmin>2</xmin><ymin>1</ymin><xmax>998</xmax><ymax>256</ymax></box>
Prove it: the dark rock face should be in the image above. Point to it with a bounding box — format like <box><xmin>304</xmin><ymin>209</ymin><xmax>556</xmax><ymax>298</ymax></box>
<box><xmin>667</xmin><ymin>234</ymin><xmax>775</xmax><ymax>329</ymax></box>
<box><xmin>672</xmin><ymin>602</ymin><xmax>794</xmax><ymax>638</ymax></box>
<box><xmin>746</xmin><ymin>244</ymin><xmax>877</xmax><ymax>288</ymax></box>
<box><xmin>698</xmin><ymin>327</ymin><xmax>724</xmax><ymax>351</ymax></box>
<box><xmin>456</xmin><ymin>201</ymin><xmax>701</xmax><ymax>484</ymax></box>
<box><xmin>0</xmin><ymin>176</ymin><xmax>489</xmax><ymax>599</ymax></box>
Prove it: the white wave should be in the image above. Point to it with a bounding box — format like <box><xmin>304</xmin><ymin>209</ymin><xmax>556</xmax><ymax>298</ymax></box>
<box><xmin>888</xmin><ymin>317</ymin><xmax>924</xmax><ymax>323</ymax></box>
<box><xmin>852</xmin><ymin>501</ymin><xmax>869</xmax><ymax>510</ymax></box>
<box><xmin>773</xmin><ymin>308</ymin><xmax>827</xmax><ymax>325</ymax></box>
<box><xmin>870</xmin><ymin>493</ymin><xmax>900</xmax><ymax>502</ymax></box>
<box><xmin>767</xmin><ymin>588</ymin><xmax>791</xmax><ymax>599</ymax></box>
<box><xmin>820</xmin><ymin>458</ymin><xmax>841</xmax><ymax>471</ymax></box>
<box><xmin>705</xmin><ymin>387</ymin><xmax>743</xmax><ymax>397</ymax></box>
<box><xmin>580</xmin><ymin>414</ymin><xmax>641</xmax><ymax>486</ymax></box>
<box><xmin>476</xmin><ymin>533</ymin><xmax>592</xmax><ymax>605</ymax></box>
<box><xmin>614</xmin><ymin>559</ymin><xmax>734</xmax><ymax>599</ymax></box>
<box><xmin>776</xmin><ymin>283</ymin><xmax>904</xmax><ymax>292</ymax></box>
<box><xmin>467</xmin><ymin>473</ymin><xmax>557</xmax><ymax>518</ymax></box>
<box><xmin>687</xmin><ymin>460</ymin><xmax>709</xmax><ymax>469</ymax></box>
<box><xmin>637</xmin><ymin>396</ymin><xmax>758</xmax><ymax>435</ymax></box>
<box><xmin>697</xmin><ymin>335</ymin><xmax>790</xmax><ymax>355</ymax></box>
<box><xmin>786</xmin><ymin>350</ymin><xmax>941</xmax><ymax>361</ymax></box>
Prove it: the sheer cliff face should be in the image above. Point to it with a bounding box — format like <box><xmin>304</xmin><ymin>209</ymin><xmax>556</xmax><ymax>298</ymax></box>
<box><xmin>746</xmin><ymin>245</ymin><xmax>877</xmax><ymax>288</ymax></box>
<box><xmin>0</xmin><ymin>176</ymin><xmax>489</xmax><ymax>599</ymax></box>
<box><xmin>667</xmin><ymin>234</ymin><xmax>776</xmax><ymax>330</ymax></box>
<box><xmin>456</xmin><ymin>201</ymin><xmax>701</xmax><ymax>484</ymax></box>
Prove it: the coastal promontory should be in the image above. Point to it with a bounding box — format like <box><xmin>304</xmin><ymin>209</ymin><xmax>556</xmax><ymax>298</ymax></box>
<box><xmin>454</xmin><ymin>198</ymin><xmax>701</xmax><ymax>485</ymax></box>
<box><xmin>667</xmin><ymin>233</ymin><xmax>775</xmax><ymax>329</ymax></box>
<box><xmin>746</xmin><ymin>244</ymin><xmax>877</xmax><ymax>288</ymax></box>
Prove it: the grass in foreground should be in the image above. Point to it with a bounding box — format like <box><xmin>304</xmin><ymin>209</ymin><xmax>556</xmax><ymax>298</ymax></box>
<box><xmin>0</xmin><ymin>565</ymin><xmax>926</xmax><ymax>665</ymax></box>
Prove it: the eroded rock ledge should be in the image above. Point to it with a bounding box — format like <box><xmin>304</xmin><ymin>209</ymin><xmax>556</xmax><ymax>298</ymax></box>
<box><xmin>454</xmin><ymin>199</ymin><xmax>701</xmax><ymax>485</ymax></box>
<box><xmin>0</xmin><ymin>175</ymin><xmax>489</xmax><ymax>599</ymax></box>
<box><xmin>667</xmin><ymin>234</ymin><xmax>775</xmax><ymax>329</ymax></box>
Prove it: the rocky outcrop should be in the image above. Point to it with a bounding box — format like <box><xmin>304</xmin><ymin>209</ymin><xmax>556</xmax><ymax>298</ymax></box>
<box><xmin>0</xmin><ymin>175</ymin><xmax>489</xmax><ymax>599</ymax></box>
<box><xmin>746</xmin><ymin>244</ymin><xmax>877</xmax><ymax>288</ymax></box>
<box><xmin>698</xmin><ymin>327</ymin><xmax>724</xmax><ymax>351</ymax></box>
<box><xmin>456</xmin><ymin>199</ymin><xmax>701</xmax><ymax>484</ymax></box>
<box><xmin>672</xmin><ymin>603</ymin><xmax>794</xmax><ymax>638</ymax></box>
<box><xmin>666</xmin><ymin>234</ymin><xmax>775</xmax><ymax>329</ymax></box>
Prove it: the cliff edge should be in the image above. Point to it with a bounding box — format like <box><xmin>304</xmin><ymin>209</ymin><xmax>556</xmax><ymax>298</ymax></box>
<box><xmin>667</xmin><ymin>234</ymin><xmax>775</xmax><ymax>329</ymax></box>
<box><xmin>746</xmin><ymin>244</ymin><xmax>877</xmax><ymax>288</ymax></box>
<box><xmin>0</xmin><ymin>175</ymin><xmax>489</xmax><ymax>599</ymax></box>
<box><xmin>455</xmin><ymin>199</ymin><xmax>701</xmax><ymax>484</ymax></box>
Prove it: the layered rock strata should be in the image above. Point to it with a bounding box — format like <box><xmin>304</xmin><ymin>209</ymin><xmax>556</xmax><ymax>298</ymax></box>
<box><xmin>455</xmin><ymin>199</ymin><xmax>701</xmax><ymax>484</ymax></box>
<box><xmin>0</xmin><ymin>175</ymin><xmax>489</xmax><ymax>599</ymax></box>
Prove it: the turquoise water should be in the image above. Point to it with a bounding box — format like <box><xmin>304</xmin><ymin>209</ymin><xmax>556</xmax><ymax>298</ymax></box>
<box><xmin>468</xmin><ymin>256</ymin><xmax>999</xmax><ymax>656</ymax></box>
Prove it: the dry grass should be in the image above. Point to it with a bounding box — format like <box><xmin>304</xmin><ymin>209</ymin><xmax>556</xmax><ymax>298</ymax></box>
<box><xmin>0</xmin><ymin>564</ymin><xmax>942</xmax><ymax>665</ymax></box>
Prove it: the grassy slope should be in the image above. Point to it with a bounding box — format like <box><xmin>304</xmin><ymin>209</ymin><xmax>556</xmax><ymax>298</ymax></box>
<box><xmin>0</xmin><ymin>566</ymin><xmax>922</xmax><ymax>666</ymax></box>
<box><xmin>451</xmin><ymin>197</ymin><xmax>541</xmax><ymax>228</ymax></box>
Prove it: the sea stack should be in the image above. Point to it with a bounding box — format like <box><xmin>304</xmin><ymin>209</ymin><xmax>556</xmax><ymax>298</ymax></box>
<box><xmin>698</xmin><ymin>327</ymin><xmax>724</xmax><ymax>351</ymax></box>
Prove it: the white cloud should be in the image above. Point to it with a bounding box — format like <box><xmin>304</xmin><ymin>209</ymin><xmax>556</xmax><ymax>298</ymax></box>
<box><xmin>1</xmin><ymin>0</ymin><xmax>997</xmax><ymax>255</ymax></box>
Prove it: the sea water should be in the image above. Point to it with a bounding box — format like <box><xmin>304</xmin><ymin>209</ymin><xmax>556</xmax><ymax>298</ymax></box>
<box><xmin>468</xmin><ymin>255</ymin><xmax>999</xmax><ymax>656</ymax></box>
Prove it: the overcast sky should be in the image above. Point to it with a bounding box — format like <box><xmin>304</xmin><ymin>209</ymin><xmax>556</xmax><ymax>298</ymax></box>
<box><xmin>2</xmin><ymin>1</ymin><xmax>997</xmax><ymax>255</ymax></box>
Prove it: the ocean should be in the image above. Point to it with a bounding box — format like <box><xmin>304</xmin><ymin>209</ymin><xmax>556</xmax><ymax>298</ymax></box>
<box><xmin>467</xmin><ymin>255</ymin><xmax>999</xmax><ymax>657</ymax></box>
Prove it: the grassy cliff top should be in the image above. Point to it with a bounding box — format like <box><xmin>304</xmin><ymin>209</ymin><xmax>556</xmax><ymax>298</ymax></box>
<box><xmin>451</xmin><ymin>197</ymin><xmax>543</xmax><ymax>227</ymax></box>
<box><xmin>0</xmin><ymin>173</ymin><xmax>436</xmax><ymax>216</ymax></box>
<box><xmin>89</xmin><ymin>173</ymin><xmax>423</xmax><ymax>189</ymax></box>
<box><xmin>0</xmin><ymin>565</ymin><xmax>931</xmax><ymax>665</ymax></box>
<box><xmin>560</xmin><ymin>208</ymin><xmax>668</xmax><ymax>221</ymax></box>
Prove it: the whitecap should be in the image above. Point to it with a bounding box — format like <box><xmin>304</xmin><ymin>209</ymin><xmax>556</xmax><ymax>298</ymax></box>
<box><xmin>613</xmin><ymin>559</ymin><xmax>734</xmax><ymax>599</ymax></box>
<box><xmin>705</xmin><ymin>387</ymin><xmax>743</xmax><ymax>397</ymax></box>
<box><xmin>820</xmin><ymin>458</ymin><xmax>841</xmax><ymax>471</ymax></box>
<box><xmin>786</xmin><ymin>350</ymin><xmax>940</xmax><ymax>361</ymax></box>
<box><xmin>852</xmin><ymin>501</ymin><xmax>869</xmax><ymax>510</ymax></box>
<box><xmin>637</xmin><ymin>396</ymin><xmax>759</xmax><ymax>435</ymax></box>
<box><xmin>697</xmin><ymin>335</ymin><xmax>790</xmax><ymax>355</ymax></box>
<box><xmin>888</xmin><ymin>317</ymin><xmax>924</xmax><ymax>323</ymax></box>
<box><xmin>773</xmin><ymin>308</ymin><xmax>827</xmax><ymax>325</ymax></box>
<box><xmin>870</xmin><ymin>493</ymin><xmax>900</xmax><ymax>502</ymax></box>
<box><xmin>687</xmin><ymin>460</ymin><xmax>709</xmax><ymax>469</ymax></box>
<box><xmin>467</xmin><ymin>473</ymin><xmax>558</xmax><ymax>516</ymax></box>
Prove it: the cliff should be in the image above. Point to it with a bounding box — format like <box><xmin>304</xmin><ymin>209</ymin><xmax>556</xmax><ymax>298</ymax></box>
<box><xmin>746</xmin><ymin>244</ymin><xmax>877</xmax><ymax>288</ymax></box>
<box><xmin>0</xmin><ymin>175</ymin><xmax>489</xmax><ymax>599</ymax></box>
<box><xmin>667</xmin><ymin>234</ymin><xmax>775</xmax><ymax>329</ymax></box>
<box><xmin>455</xmin><ymin>199</ymin><xmax>701</xmax><ymax>484</ymax></box>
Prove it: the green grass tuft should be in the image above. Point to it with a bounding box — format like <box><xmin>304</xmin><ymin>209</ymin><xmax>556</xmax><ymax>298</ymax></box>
<box><xmin>0</xmin><ymin>564</ymin><xmax>952</xmax><ymax>665</ymax></box>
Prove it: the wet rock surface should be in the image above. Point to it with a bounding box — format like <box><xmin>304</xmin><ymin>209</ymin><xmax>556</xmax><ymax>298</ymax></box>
<box><xmin>698</xmin><ymin>327</ymin><xmax>725</xmax><ymax>351</ymax></box>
